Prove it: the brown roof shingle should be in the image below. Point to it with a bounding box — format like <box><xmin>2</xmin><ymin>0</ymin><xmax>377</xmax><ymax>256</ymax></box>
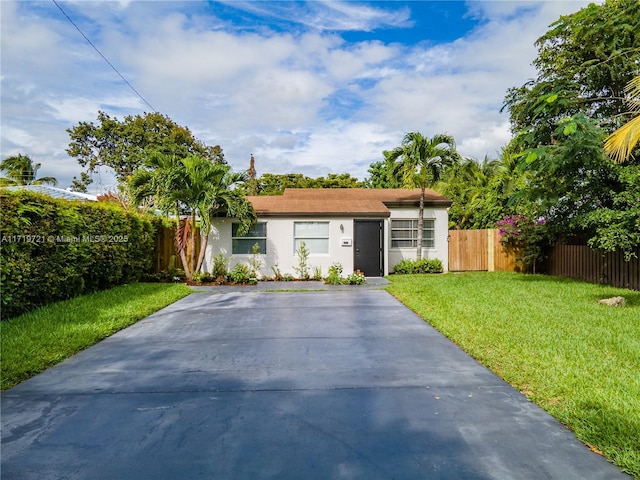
<box><xmin>248</xmin><ymin>188</ymin><xmax>451</xmax><ymax>217</ymax></box>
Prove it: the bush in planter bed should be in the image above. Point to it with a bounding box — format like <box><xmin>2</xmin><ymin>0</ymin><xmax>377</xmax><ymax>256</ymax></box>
<box><xmin>392</xmin><ymin>258</ymin><xmax>443</xmax><ymax>274</ymax></box>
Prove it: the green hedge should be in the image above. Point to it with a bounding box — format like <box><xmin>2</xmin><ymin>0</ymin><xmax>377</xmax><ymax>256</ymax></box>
<box><xmin>0</xmin><ymin>191</ymin><xmax>157</xmax><ymax>319</ymax></box>
<box><xmin>392</xmin><ymin>258</ymin><xmax>444</xmax><ymax>274</ymax></box>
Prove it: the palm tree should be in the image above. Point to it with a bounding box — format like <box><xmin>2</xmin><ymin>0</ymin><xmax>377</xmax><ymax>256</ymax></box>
<box><xmin>386</xmin><ymin>132</ymin><xmax>458</xmax><ymax>260</ymax></box>
<box><xmin>130</xmin><ymin>153</ymin><xmax>199</xmax><ymax>277</ymax></box>
<box><xmin>440</xmin><ymin>156</ymin><xmax>500</xmax><ymax>228</ymax></box>
<box><xmin>0</xmin><ymin>154</ymin><xmax>58</xmax><ymax>186</ymax></box>
<box><xmin>129</xmin><ymin>154</ymin><xmax>255</xmax><ymax>279</ymax></box>
<box><xmin>179</xmin><ymin>155</ymin><xmax>255</xmax><ymax>276</ymax></box>
<box><xmin>604</xmin><ymin>75</ymin><xmax>640</xmax><ymax>162</ymax></box>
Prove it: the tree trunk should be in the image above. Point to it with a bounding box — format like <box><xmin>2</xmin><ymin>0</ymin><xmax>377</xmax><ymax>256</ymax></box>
<box><xmin>190</xmin><ymin>211</ymin><xmax>197</xmax><ymax>276</ymax></box>
<box><xmin>174</xmin><ymin>208</ymin><xmax>192</xmax><ymax>280</ymax></box>
<box><xmin>416</xmin><ymin>186</ymin><xmax>425</xmax><ymax>261</ymax></box>
<box><xmin>195</xmin><ymin>229</ymin><xmax>209</xmax><ymax>274</ymax></box>
<box><xmin>179</xmin><ymin>249</ymin><xmax>192</xmax><ymax>280</ymax></box>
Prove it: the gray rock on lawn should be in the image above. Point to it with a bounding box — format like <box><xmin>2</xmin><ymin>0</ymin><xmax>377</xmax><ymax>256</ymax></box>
<box><xmin>597</xmin><ymin>296</ymin><xmax>626</xmax><ymax>307</ymax></box>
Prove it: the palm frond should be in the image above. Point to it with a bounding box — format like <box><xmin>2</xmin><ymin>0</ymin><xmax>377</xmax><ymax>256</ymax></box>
<box><xmin>625</xmin><ymin>75</ymin><xmax>640</xmax><ymax>111</ymax></box>
<box><xmin>31</xmin><ymin>177</ymin><xmax>59</xmax><ymax>186</ymax></box>
<box><xmin>0</xmin><ymin>154</ymin><xmax>58</xmax><ymax>186</ymax></box>
<box><xmin>604</xmin><ymin>75</ymin><xmax>640</xmax><ymax>163</ymax></box>
<box><xmin>604</xmin><ymin>115</ymin><xmax>640</xmax><ymax>163</ymax></box>
<box><xmin>0</xmin><ymin>177</ymin><xmax>18</xmax><ymax>186</ymax></box>
<box><xmin>175</xmin><ymin>217</ymin><xmax>191</xmax><ymax>253</ymax></box>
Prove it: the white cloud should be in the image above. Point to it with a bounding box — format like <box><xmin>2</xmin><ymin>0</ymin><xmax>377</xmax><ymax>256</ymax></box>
<box><xmin>44</xmin><ymin>95</ymin><xmax>143</xmax><ymax>123</ymax></box>
<box><xmin>1</xmin><ymin>126</ymin><xmax>38</xmax><ymax>152</ymax></box>
<box><xmin>1</xmin><ymin>0</ymin><xmax>596</xmax><ymax>192</ymax></box>
<box><xmin>324</xmin><ymin>40</ymin><xmax>398</xmax><ymax>80</ymax></box>
<box><xmin>303</xmin><ymin>1</ymin><xmax>413</xmax><ymax>31</ymax></box>
<box><xmin>220</xmin><ymin>1</ymin><xmax>413</xmax><ymax>32</ymax></box>
<box><xmin>350</xmin><ymin>0</ymin><xmax>597</xmax><ymax>163</ymax></box>
<box><xmin>465</xmin><ymin>1</ymin><xmax>540</xmax><ymax>21</ymax></box>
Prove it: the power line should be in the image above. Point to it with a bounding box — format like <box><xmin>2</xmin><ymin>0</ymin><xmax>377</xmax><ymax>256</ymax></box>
<box><xmin>52</xmin><ymin>0</ymin><xmax>157</xmax><ymax>112</ymax></box>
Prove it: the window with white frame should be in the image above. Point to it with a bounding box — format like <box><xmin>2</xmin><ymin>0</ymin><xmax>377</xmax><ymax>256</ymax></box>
<box><xmin>232</xmin><ymin>222</ymin><xmax>266</xmax><ymax>254</ymax></box>
<box><xmin>294</xmin><ymin>222</ymin><xmax>329</xmax><ymax>254</ymax></box>
<box><xmin>391</xmin><ymin>219</ymin><xmax>435</xmax><ymax>248</ymax></box>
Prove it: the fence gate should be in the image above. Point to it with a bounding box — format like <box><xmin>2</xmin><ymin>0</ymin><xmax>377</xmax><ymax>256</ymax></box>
<box><xmin>448</xmin><ymin>229</ymin><xmax>516</xmax><ymax>272</ymax></box>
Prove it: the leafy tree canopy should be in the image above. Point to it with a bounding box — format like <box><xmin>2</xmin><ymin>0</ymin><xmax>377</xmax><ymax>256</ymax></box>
<box><xmin>255</xmin><ymin>172</ymin><xmax>364</xmax><ymax>195</ymax></box>
<box><xmin>67</xmin><ymin>111</ymin><xmax>225</xmax><ymax>191</ymax></box>
<box><xmin>514</xmin><ymin>113</ymin><xmax>640</xmax><ymax>259</ymax></box>
<box><xmin>504</xmin><ymin>0</ymin><xmax>640</xmax><ymax>148</ymax></box>
<box><xmin>501</xmin><ymin>0</ymin><xmax>640</xmax><ymax>259</ymax></box>
<box><xmin>364</xmin><ymin>159</ymin><xmax>405</xmax><ymax>189</ymax></box>
<box><xmin>438</xmin><ymin>153</ymin><xmax>529</xmax><ymax>230</ymax></box>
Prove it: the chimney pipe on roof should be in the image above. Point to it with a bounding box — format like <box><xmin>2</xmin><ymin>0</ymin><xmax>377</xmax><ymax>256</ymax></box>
<box><xmin>247</xmin><ymin>154</ymin><xmax>258</xmax><ymax>195</ymax></box>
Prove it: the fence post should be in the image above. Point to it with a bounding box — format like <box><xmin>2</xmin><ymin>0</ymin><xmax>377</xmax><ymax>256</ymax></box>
<box><xmin>487</xmin><ymin>229</ymin><xmax>495</xmax><ymax>272</ymax></box>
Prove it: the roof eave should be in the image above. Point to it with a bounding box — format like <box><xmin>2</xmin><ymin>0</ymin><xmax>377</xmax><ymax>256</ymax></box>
<box><xmin>256</xmin><ymin>211</ymin><xmax>391</xmax><ymax>218</ymax></box>
<box><xmin>384</xmin><ymin>200</ymin><xmax>452</xmax><ymax>208</ymax></box>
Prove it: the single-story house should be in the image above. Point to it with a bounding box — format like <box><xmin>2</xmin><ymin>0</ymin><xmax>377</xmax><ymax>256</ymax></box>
<box><xmin>204</xmin><ymin>188</ymin><xmax>452</xmax><ymax>277</ymax></box>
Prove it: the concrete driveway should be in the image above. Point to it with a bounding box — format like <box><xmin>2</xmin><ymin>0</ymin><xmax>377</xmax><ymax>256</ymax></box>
<box><xmin>1</xmin><ymin>288</ymin><xmax>630</xmax><ymax>479</ymax></box>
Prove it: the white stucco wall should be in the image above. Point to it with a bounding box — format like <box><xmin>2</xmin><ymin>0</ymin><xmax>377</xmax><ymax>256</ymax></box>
<box><xmin>204</xmin><ymin>207</ymin><xmax>449</xmax><ymax>278</ymax></box>
<box><xmin>204</xmin><ymin>217</ymin><xmax>358</xmax><ymax>278</ymax></box>
<box><xmin>386</xmin><ymin>207</ymin><xmax>450</xmax><ymax>273</ymax></box>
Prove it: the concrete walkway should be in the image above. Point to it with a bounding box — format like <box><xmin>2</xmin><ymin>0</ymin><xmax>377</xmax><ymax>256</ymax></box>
<box><xmin>1</xmin><ymin>289</ymin><xmax>630</xmax><ymax>479</ymax></box>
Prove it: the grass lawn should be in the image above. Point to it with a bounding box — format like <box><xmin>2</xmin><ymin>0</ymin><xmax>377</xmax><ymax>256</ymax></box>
<box><xmin>386</xmin><ymin>271</ymin><xmax>640</xmax><ymax>478</ymax></box>
<box><xmin>1</xmin><ymin>282</ymin><xmax>192</xmax><ymax>390</ymax></box>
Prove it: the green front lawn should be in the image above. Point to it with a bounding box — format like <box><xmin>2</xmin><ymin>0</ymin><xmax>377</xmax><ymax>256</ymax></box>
<box><xmin>1</xmin><ymin>283</ymin><xmax>192</xmax><ymax>390</ymax></box>
<box><xmin>386</xmin><ymin>272</ymin><xmax>640</xmax><ymax>478</ymax></box>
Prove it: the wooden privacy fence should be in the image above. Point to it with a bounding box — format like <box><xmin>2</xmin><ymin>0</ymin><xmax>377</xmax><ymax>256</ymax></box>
<box><xmin>448</xmin><ymin>229</ymin><xmax>516</xmax><ymax>272</ymax></box>
<box><xmin>448</xmin><ymin>230</ymin><xmax>639</xmax><ymax>290</ymax></box>
<box><xmin>546</xmin><ymin>244</ymin><xmax>640</xmax><ymax>291</ymax></box>
<box><xmin>155</xmin><ymin>226</ymin><xmax>201</xmax><ymax>273</ymax></box>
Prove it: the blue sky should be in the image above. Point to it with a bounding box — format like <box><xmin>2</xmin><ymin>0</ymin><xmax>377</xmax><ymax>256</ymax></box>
<box><xmin>1</xmin><ymin>1</ymin><xmax>595</xmax><ymax>192</ymax></box>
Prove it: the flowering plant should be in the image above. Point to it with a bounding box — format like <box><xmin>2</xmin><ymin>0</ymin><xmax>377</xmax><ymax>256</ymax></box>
<box><xmin>345</xmin><ymin>270</ymin><xmax>366</xmax><ymax>285</ymax></box>
<box><xmin>324</xmin><ymin>264</ymin><xmax>366</xmax><ymax>285</ymax></box>
<box><xmin>325</xmin><ymin>262</ymin><xmax>344</xmax><ymax>285</ymax></box>
<box><xmin>496</xmin><ymin>214</ymin><xmax>547</xmax><ymax>273</ymax></box>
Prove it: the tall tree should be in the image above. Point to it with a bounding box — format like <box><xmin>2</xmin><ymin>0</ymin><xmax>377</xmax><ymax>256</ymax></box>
<box><xmin>129</xmin><ymin>154</ymin><xmax>255</xmax><ymax>279</ymax></box>
<box><xmin>309</xmin><ymin>173</ymin><xmax>364</xmax><ymax>189</ymax></box>
<box><xmin>68</xmin><ymin>111</ymin><xmax>225</xmax><ymax>191</ymax></box>
<box><xmin>502</xmin><ymin>0</ymin><xmax>640</xmax><ymax>259</ymax></box>
<box><xmin>503</xmin><ymin>0</ymin><xmax>640</xmax><ymax>148</ymax></box>
<box><xmin>364</xmin><ymin>156</ymin><xmax>405</xmax><ymax>189</ymax></box>
<box><xmin>255</xmin><ymin>172</ymin><xmax>363</xmax><ymax>195</ymax></box>
<box><xmin>513</xmin><ymin>113</ymin><xmax>640</xmax><ymax>259</ymax></box>
<box><xmin>0</xmin><ymin>154</ymin><xmax>58</xmax><ymax>186</ymax></box>
<box><xmin>385</xmin><ymin>132</ymin><xmax>458</xmax><ymax>260</ymax></box>
<box><xmin>439</xmin><ymin>156</ymin><xmax>499</xmax><ymax>229</ymax></box>
<box><xmin>255</xmin><ymin>173</ymin><xmax>310</xmax><ymax>195</ymax></box>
